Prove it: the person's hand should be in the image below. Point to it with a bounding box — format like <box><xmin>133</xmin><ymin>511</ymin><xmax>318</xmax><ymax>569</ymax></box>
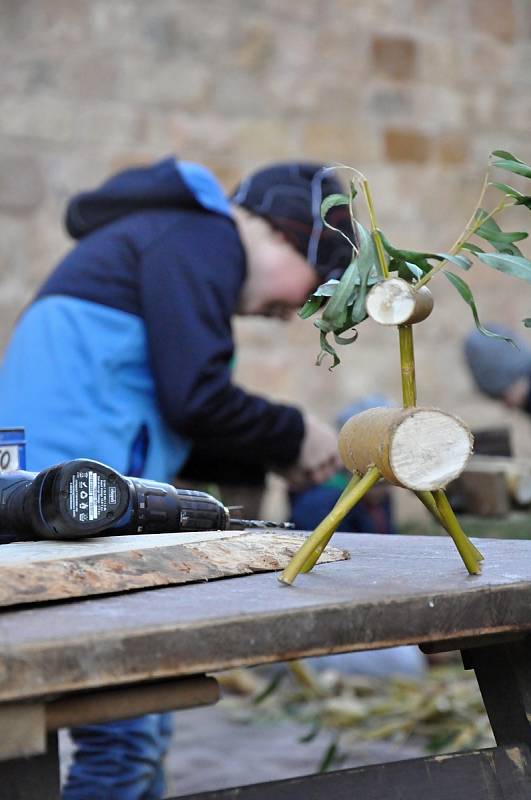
<box><xmin>277</xmin><ymin>414</ymin><xmax>343</xmax><ymax>490</ymax></box>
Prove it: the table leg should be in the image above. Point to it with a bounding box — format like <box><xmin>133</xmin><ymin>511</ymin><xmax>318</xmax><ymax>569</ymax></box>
<box><xmin>0</xmin><ymin>732</ymin><xmax>60</xmax><ymax>800</ymax></box>
<box><xmin>462</xmin><ymin>636</ymin><xmax>531</xmax><ymax>747</ymax></box>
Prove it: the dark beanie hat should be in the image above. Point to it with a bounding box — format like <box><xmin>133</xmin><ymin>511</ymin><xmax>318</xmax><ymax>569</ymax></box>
<box><xmin>230</xmin><ymin>162</ymin><xmax>354</xmax><ymax>281</ymax></box>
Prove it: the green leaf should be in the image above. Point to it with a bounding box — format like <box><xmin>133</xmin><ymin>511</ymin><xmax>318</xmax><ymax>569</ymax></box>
<box><xmin>477</xmin><ymin>252</ymin><xmax>531</xmax><ymax>283</ymax></box>
<box><xmin>298</xmin><ymin>295</ymin><xmax>325</xmax><ymax>319</ymax></box>
<box><xmin>443</xmin><ymin>271</ymin><xmax>515</xmax><ymax>342</ymax></box>
<box><xmin>316</xmin><ymin>329</ymin><xmax>341</xmax><ymax>370</ymax></box>
<box><xmin>379</xmin><ymin>231</ymin><xmax>471</xmax><ymax>272</ymax></box>
<box><xmin>461</xmin><ymin>242</ymin><xmax>485</xmax><ymax>254</ymax></box>
<box><xmin>319</xmin><ymin>741</ymin><xmax>340</xmax><ymax>773</ymax></box>
<box><xmin>491</xmin><ymin>158</ymin><xmax>531</xmax><ymax>179</ymax></box>
<box><xmin>349</xmin><ymin>223</ymin><xmax>380</xmax><ymax>324</ymax></box>
<box><xmin>490</xmin><ymin>181</ymin><xmax>531</xmax><ymax>210</ymax></box>
<box><xmin>253</xmin><ymin>671</ymin><xmax>285</xmax><ymax>704</ymax></box>
<box><xmin>491</xmin><ymin>149</ymin><xmax>524</xmax><ymax>161</ymax></box>
<box><xmin>437</xmin><ymin>253</ymin><xmax>473</xmax><ymax>270</ymax></box>
<box><xmin>478</xmin><ymin>229</ymin><xmax>527</xmax><ymax>244</ymax></box>
<box><xmin>320</xmin><ymin>193</ymin><xmax>356</xmax><ymax>249</ymax></box>
<box><xmin>334</xmin><ymin>329</ymin><xmax>359</xmax><ymax>345</ymax></box>
<box><xmin>314</xmin><ymin>279</ymin><xmax>340</xmax><ymax>296</ymax></box>
<box><xmin>398</xmin><ymin>260</ymin><xmax>424</xmax><ymax>280</ymax></box>
<box><xmin>523</xmin><ymin>318</ymin><xmax>531</xmax><ymax>328</ymax></box>
<box><xmin>474</xmin><ymin>210</ymin><xmax>525</xmax><ymax>256</ymax></box>
<box><xmin>320</xmin><ymin>193</ymin><xmax>350</xmax><ymax>218</ymax></box>
<box><xmin>299</xmin><ymin>719</ymin><xmax>321</xmax><ymax>744</ymax></box>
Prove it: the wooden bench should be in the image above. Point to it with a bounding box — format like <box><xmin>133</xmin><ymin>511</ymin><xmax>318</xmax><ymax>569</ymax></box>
<box><xmin>1</xmin><ymin>532</ymin><xmax>531</xmax><ymax>798</ymax></box>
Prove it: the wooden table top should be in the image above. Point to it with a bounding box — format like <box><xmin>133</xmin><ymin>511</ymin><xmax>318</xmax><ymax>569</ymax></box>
<box><xmin>1</xmin><ymin>533</ymin><xmax>531</xmax><ymax>703</ymax></box>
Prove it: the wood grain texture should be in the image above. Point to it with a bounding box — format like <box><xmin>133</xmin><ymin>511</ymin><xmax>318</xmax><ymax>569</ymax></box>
<box><xmin>1</xmin><ymin>535</ymin><xmax>531</xmax><ymax>703</ymax></box>
<box><xmin>0</xmin><ymin>531</ymin><xmax>348</xmax><ymax>608</ymax></box>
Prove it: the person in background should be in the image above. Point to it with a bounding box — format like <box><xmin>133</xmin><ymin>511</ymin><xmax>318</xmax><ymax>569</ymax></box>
<box><xmin>464</xmin><ymin>324</ymin><xmax>531</xmax><ymax>414</ymax></box>
<box><xmin>0</xmin><ymin>157</ymin><xmax>353</xmax><ymax>800</ymax></box>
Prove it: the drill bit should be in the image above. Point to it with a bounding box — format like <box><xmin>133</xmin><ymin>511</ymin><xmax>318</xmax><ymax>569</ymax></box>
<box><xmin>229</xmin><ymin>518</ymin><xmax>295</xmax><ymax>530</ymax></box>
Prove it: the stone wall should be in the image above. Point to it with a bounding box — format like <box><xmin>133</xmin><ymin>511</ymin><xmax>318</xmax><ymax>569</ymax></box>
<box><xmin>1</xmin><ymin>0</ymin><xmax>531</xmax><ymax>519</ymax></box>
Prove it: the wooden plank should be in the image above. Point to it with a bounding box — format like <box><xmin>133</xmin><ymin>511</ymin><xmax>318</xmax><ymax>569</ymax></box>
<box><xmin>2</xmin><ymin>535</ymin><xmax>531</xmax><ymax>702</ymax></box>
<box><xmin>0</xmin><ymin>703</ymin><xmax>45</xmax><ymax>760</ymax></box>
<box><xmin>0</xmin><ymin>531</ymin><xmax>348</xmax><ymax>608</ymax></box>
<box><xmin>175</xmin><ymin>745</ymin><xmax>531</xmax><ymax>800</ymax></box>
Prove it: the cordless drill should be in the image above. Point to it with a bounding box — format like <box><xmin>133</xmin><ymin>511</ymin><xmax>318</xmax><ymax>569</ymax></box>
<box><xmin>0</xmin><ymin>458</ymin><xmax>290</xmax><ymax>542</ymax></box>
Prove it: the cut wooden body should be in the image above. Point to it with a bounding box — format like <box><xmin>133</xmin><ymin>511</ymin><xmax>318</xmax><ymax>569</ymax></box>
<box><xmin>339</xmin><ymin>406</ymin><xmax>473</xmax><ymax>491</ymax></box>
<box><xmin>366</xmin><ymin>278</ymin><xmax>433</xmax><ymax>325</ymax></box>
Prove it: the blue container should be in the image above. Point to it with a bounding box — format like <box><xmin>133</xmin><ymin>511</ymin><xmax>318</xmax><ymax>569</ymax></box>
<box><xmin>0</xmin><ymin>427</ymin><xmax>26</xmax><ymax>471</ymax></box>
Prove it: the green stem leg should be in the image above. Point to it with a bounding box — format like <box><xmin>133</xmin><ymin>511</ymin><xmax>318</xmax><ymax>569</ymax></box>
<box><xmin>398</xmin><ymin>324</ymin><xmax>416</xmax><ymax>408</ymax></box>
<box><xmin>432</xmin><ymin>489</ymin><xmax>481</xmax><ymax>575</ymax></box>
<box><xmin>301</xmin><ymin>473</ymin><xmax>362</xmax><ymax>573</ymax></box>
<box><xmin>279</xmin><ymin>466</ymin><xmax>381</xmax><ymax>586</ymax></box>
<box><xmin>415</xmin><ymin>490</ymin><xmax>484</xmax><ymax>562</ymax></box>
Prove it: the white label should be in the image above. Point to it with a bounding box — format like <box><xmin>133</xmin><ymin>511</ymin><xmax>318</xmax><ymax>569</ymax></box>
<box><xmin>0</xmin><ymin>445</ymin><xmax>20</xmax><ymax>472</ymax></box>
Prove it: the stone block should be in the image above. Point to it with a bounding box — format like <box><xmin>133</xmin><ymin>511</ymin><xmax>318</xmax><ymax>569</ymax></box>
<box><xmin>301</xmin><ymin>122</ymin><xmax>381</xmax><ymax>163</ymax></box>
<box><xmin>436</xmin><ymin>132</ymin><xmax>468</xmax><ymax>164</ymax></box>
<box><xmin>470</xmin><ymin>0</ymin><xmax>515</xmax><ymax>41</ymax></box>
<box><xmin>371</xmin><ymin>35</ymin><xmax>417</xmax><ymax>80</ymax></box>
<box><xmin>384</xmin><ymin>129</ymin><xmax>431</xmax><ymax>162</ymax></box>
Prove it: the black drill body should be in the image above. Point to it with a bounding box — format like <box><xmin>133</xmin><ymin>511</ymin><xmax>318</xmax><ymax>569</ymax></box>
<box><xmin>0</xmin><ymin>459</ymin><xmax>231</xmax><ymax>542</ymax></box>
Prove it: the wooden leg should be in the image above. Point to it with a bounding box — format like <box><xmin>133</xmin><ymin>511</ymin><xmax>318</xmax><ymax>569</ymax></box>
<box><xmin>0</xmin><ymin>733</ymin><xmax>60</xmax><ymax>800</ymax></box>
<box><xmin>462</xmin><ymin>637</ymin><xmax>531</xmax><ymax>748</ymax></box>
<box><xmin>279</xmin><ymin>467</ymin><xmax>381</xmax><ymax>585</ymax></box>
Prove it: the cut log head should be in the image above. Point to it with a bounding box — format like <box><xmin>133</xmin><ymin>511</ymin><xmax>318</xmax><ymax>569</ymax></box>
<box><xmin>339</xmin><ymin>407</ymin><xmax>473</xmax><ymax>491</ymax></box>
<box><xmin>365</xmin><ymin>278</ymin><xmax>434</xmax><ymax>326</ymax></box>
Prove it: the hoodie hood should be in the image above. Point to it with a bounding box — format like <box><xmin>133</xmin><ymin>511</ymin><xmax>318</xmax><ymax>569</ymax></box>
<box><xmin>65</xmin><ymin>158</ymin><xmax>231</xmax><ymax>239</ymax></box>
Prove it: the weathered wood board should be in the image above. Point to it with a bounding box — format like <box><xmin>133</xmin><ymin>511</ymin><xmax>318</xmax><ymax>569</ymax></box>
<box><xmin>0</xmin><ymin>531</ymin><xmax>348</xmax><ymax>608</ymax></box>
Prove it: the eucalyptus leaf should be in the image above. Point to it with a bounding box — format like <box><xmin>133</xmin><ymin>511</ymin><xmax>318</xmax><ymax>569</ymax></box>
<box><xmin>314</xmin><ymin>279</ymin><xmax>340</xmax><ymax>296</ymax></box>
<box><xmin>489</xmin><ymin>181</ymin><xmax>531</xmax><ymax>208</ymax></box>
<box><xmin>491</xmin><ymin>157</ymin><xmax>531</xmax><ymax>179</ymax></box>
<box><xmin>461</xmin><ymin>242</ymin><xmax>484</xmax><ymax>254</ymax></box>
<box><xmin>298</xmin><ymin>295</ymin><xmax>325</xmax><ymax>319</ymax></box>
<box><xmin>334</xmin><ymin>329</ymin><xmax>359</xmax><ymax>345</ymax></box>
<box><xmin>299</xmin><ymin>719</ymin><xmax>321</xmax><ymax>744</ymax></box>
<box><xmin>316</xmin><ymin>329</ymin><xmax>341</xmax><ymax>370</ymax></box>
<box><xmin>349</xmin><ymin>222</ymin><xmax>380</xmax><ymax>324</ymax></box>
<box><xmin>477</xmin><ymin>252</ymin><xmax>531</xmax><ymax>283</ymax></box>
<box><xmin>318</xmin><ymin>741</ymin><xmax>340</xmax><ymax>773</ymax></box>
<box><xmin>379</xmin><ymin>231</ymin><xmax>470</xmax><ymax>272</ymax></box>
<box><xmin>438</xmin><ymin>253</ymin><xmax>472</xmax><ymax>270</ymax></box>
<box><xmin>474</xmin><ymin>210</ymin><xmax>524</xmax><ymax>256</ymax></box>
<box><xmin>253</xmin><ymin>671</ymin><xmax>285</xmax><ymax>705</ymax></box>
<box><xmin>399</xmin><ymin>260</ymin><xmax>424</xmax><ymax>280</ymax></box>
<box><xmin>491</xmin><ymin>149</ymin><xmax>522</xmax><ymax>161</ymax></box>
<box><xmin>443</xmin><ymin>271</ymin><xmax>515</xmax><ymax>342</ymax></box>
<box><xmin>320</xmin><ymin>193</ymin><xmax>350</xmax><ymax>218</ymax></box>
<box><xmin>320</xmin><ymin>193</ymin><xmax>356</xmax><ymax>249</ymax></box>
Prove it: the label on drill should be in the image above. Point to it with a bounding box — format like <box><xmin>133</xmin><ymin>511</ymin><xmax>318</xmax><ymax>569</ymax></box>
<box><xmin>0</xmin><ymin>445</ymin><xmax>20</xmax><ymax>472</ymax></box>
<box><xmin>68</xmin><ymin>470</ymin><xmax>120</xmax><ymax>524</ymax></box>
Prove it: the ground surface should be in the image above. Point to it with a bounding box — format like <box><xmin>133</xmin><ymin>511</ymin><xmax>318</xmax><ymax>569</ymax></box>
<box><xmin>60</xmin><ymin>698</ymin><xmax>422</xmax><ymax>797</ymax></box>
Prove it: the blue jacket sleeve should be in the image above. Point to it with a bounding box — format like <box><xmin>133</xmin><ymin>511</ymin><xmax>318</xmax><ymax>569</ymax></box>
<box><xmin>139</xmin><ymin>213</ymin><xmax>305</xmax><ymax>468</ymax></box>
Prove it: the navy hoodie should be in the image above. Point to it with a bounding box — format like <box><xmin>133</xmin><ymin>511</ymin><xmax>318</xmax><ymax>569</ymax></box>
<box><xmin>0</xmin><ymin>159</ymin><xmax>304</xmax><ymax>480</ymax></box>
